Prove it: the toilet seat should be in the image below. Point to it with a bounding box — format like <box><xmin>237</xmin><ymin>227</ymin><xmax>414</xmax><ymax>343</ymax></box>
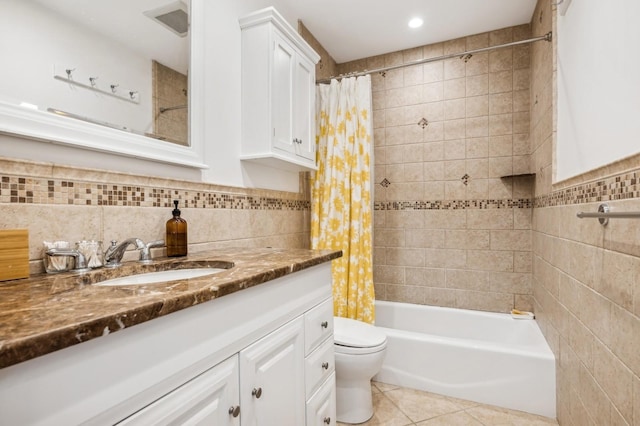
<box><xmin>333</xmin><ymin>316</ymin><xmax>387</xmax><ymax>355</ymax></box>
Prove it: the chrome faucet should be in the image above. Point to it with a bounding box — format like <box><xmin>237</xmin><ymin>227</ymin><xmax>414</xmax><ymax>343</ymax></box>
<box><xmin>104</xmin><ymin>238</ymin><xmax>145</xmax><ymax>267</ymax></box>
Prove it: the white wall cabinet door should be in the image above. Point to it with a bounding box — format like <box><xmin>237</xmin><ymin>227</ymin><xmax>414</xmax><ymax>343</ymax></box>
<box><xmin>293</xmin><ymin>52</ymin><xmax>316</xmax><ymax>163</ymax></box>
<box><xmin>240</xmin><ymin>316</ymin><xmax>306</xmax><ymax>425</ymax></box>
<box><xmin>118</xmin><ymin>356</ymin><xmax>240</xmax><ymax>426</ymax></box>
<box><xmin>272</xmin><ymin>31</ymin><xmax>295</xmax><ymax>156</ymax></box>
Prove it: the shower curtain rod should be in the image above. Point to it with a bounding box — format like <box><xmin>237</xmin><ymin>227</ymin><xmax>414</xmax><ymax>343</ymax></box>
<box><xmin>316</xmin><ymin>31</ymin><xmax>552</xmax><ymax>84</ymax></box>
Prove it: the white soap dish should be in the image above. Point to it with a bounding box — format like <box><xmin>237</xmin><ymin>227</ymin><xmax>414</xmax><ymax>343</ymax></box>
<box><xmin>511</xmin><ymin>309</ymin><xmax>535</xmax><ymax>319</ymax></box>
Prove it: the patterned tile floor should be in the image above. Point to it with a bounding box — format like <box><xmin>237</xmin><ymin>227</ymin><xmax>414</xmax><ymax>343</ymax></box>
<box><xmin>337</xmin><ymin>382</ymin><xmax>559</xmax><ymax>426</ymax></box>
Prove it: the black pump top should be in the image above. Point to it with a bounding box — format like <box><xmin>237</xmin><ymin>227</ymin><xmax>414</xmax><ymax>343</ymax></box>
<box><xmin>172</xmin><ymin>200</ymin><xmax>181</xmax><ymax>217</ymax></box>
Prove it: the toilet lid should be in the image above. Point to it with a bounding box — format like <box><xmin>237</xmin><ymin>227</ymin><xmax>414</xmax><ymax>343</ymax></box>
<box><xmin>333</xmin><ymin>316</ymin><xmax>387</xmax><ymax>348</ymax></box>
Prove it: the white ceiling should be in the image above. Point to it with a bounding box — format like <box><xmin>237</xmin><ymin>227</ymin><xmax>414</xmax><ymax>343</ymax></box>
<box><xmin>30</xmin><ymin>0</ymin><xmax>538</xmax><ymax>70</ymax></box>
<box><xmin>278</xmin><ymin>0</ymin><xmax>539</xmax><ymax>63</ymax></box>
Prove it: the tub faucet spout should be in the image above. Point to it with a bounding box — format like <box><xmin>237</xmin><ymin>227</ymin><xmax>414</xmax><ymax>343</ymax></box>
<box><xmin>104</xmin><ymin>238</ymin><xmax>145</xmax><ymax>267</ymax></box>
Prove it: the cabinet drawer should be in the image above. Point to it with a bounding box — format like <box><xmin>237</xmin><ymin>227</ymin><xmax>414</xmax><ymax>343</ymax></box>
<box><xmin>305</xmin><ymin>336</ymin><xmax>334</xmax><ymax>398</ymax></box>
<box><xmin>304</xmin><ymin>297</ymin><xmax>333</xmax><ymax>355</ymax></box>
<box><xmin>306</xmin><ymin>373</ymin><xmax>336</xmax><ymax>426</ymax></box>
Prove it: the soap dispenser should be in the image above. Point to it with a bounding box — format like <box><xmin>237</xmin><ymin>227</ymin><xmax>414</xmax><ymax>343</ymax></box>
<box><xmin>166</xmin><ymin>200</ymin><xmax>187</xmax><ymax>257</ymax></box>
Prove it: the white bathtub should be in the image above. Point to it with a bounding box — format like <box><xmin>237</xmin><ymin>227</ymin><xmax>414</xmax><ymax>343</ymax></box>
<box><xmin>373</xmin><ymin>300</ymin><xmax>556</xmax><ymax>418</ymax></box>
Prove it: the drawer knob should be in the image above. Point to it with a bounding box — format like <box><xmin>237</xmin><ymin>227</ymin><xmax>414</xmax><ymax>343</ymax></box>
<box><xmin>252</xmin><ymin>387</ymin><xmax>263</xmax><ymax>399</ymax></box>
<box><xmin>228</xmin><ymin>405</ymin><xmax>240</xmax><ymax>417</ymax></box>
<box><xmin>322</xmin><ymin>362</ymin><xmax>330</xmax><ymax>370</ymax></box>
<box><xmin>321</xmin><ymin>321</ymin><xmax>328</xmax><ymax>328</ymax></box>
<box><xmin>324</xmin><ymin>416</ymin><xmax>331</xmax><ymax>424</ymax></box>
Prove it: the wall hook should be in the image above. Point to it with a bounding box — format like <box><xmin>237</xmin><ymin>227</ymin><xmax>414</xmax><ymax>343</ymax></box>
<box><xmin>110</xmin><ymin>84</ymin><xmax>119</xmax><ymax>94</ymax></box>
<box><xmin>129</xmin><ymin>90</ymin><xmax>138</xmax><ymax>100</ymax></box>
<box><xmin>65</xmin><ymin>68</ymin><xmax>76</xmax><ymax>80</ymax></box>
<box><xmin>89</xmin><ymin>77</ymin><xmax>98</xmax><ymax>87</ymax></box>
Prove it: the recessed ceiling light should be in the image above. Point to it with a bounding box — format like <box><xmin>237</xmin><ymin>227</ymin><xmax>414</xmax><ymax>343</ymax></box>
<box><xmin>408</xmin><ymin>17</ymin><xmax>423</xmax><ymax>28</ymax></box>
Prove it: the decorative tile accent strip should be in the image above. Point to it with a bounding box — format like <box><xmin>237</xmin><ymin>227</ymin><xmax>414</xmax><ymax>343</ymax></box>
<box><xmin>536</xmin><ymin>169</ymin><xmax>640</xmax><ymax>208</ymax></box>
<box><xmin>0</xmin><ymin>175</ymin><xmax>310</xmax><ymax>211</ymax></box>
<box><xmin>374</xmin><ymin>199</ymin><xmax>533</xmax><ymax>211</ymax></box>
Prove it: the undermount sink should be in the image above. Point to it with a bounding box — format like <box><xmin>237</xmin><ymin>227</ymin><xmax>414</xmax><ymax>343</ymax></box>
<box><xmin>95</xmin><ymin>268</ymin><xmax>228</xmax><ymax>287</ymax></box>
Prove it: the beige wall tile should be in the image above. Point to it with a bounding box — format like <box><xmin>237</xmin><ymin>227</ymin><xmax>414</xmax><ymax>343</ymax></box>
<box><xmin>466</xmin><ymin>52</ymin><xmax>489</xmax><ymax>77</ymax></box>
<box><xmin>467</xmin><ymin>209</ymin><xmax>513</xmax><ymax>229</ymax></box>
<box><xmin>466</xmin><ymin>95</ymin><xmax>488</xmax><ymax>117</ymax></box>
<box><xmin>374</xmin><ymin>265</ymin><xmax>405</xmax><ymax>284</ymax></box>
<box><xmin>466</xmin><ymin>137</ymin><xmax>489</xmax><ymax>158</ymax></box>
<box><xmin>406</xmin><ymin>229</ymin><xmax>445</xmax><ymax>248</ymax></box>
<box><xmin>593</xmin><ymin>341</ymin><xmax>633</xmax><ymax>424</ymax></box>
<box><xmin>444</xmin><ymin>99</ymin><xmax>466</xmax><ymax>120</ymax></box>
<box><xmin>465</xmin><ymin>116</ymin><xmax>489</xmax><ymax>138</ymax></box>
<box><xmin>444</xmin><ymin>78</ymin><xmax>466</xmax><ymax>100</ymax></box>
<box><xmin>466</xmin><ymin>74</ymin><xmax>489</xmax><ymax>96</ymax></box>
<box><xmin>467</xmin><ymin>249</ymin><xmax>514</xmax><ymax>272</ymax></box>
<box><xmin>455</xmin><ymin>289</ymin><xmax>514</xmax><ymax>312</ymax></box>
<box><xmin>386</xmin><ymin>284</ymin><xmax>426</xmax><ymax>304</ymax></box>
<box><xmin>423</xmin><ymin>81</ymin><xmax>444</xmax><ymax>102</ymax></box>
<box><xmin>490</xmin><ymin>230</ymin><xmax>531</xmax><ymax>251</ymax></box>
<box><xmin>444</xmin><ymin>139</ymin><xmax>466</xmax><ymax>160</ymax></box>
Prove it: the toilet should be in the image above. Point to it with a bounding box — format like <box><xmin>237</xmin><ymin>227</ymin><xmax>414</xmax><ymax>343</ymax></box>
<box><xmin>333</xmin><ymin>316</ymin><xmax>387</xmax><ymax>424</ymax></box>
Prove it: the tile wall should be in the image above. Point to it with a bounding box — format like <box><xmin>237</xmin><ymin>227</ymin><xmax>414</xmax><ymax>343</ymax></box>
<box><xmin>531</xmin><ymin>0</ymin><xmax>640</xmax><ymax>424</ymax></box>
<box><xmin>152</xmin><ymin>60</ymin><xmax>188</xmax><ymax>146</ymax></box>
<box><xmin>337</xmin><ymin>25</ymin><xmax>535</xmax><ymax>313</ymax></box>
<box><xmin>0</xmin><ymin>157</ymin><xmax>310</xmax><ymax>275</ymax></box>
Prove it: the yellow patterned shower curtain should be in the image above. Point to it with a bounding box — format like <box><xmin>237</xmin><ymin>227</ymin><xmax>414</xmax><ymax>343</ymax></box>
<box><xmin>311</xmin><ymin>76</ymin><xmax>375</xmax><ymax>324</ymax></box>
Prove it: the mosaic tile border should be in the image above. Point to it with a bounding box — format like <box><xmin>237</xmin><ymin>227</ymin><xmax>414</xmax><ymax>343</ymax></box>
<box><xmin>0</xmin><ymin>176</ymin><xmax>310</xmax><ymax>211</ymax></box>
<box><xmin>536</xmin><ymin>169</ymin><xmax>640</xmax><ymax>208</ymax></box>
<box><xmin>374</xmin><ymin>199</ymin><xmax>533</xmax><ymax>211</ymax></box>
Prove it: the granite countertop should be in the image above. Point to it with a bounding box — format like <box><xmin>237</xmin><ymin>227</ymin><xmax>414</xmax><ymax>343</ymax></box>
<box><xmin>0</xmin><ymin>247</ymin><xmax>341</xmax><ymax>369</ymax></box>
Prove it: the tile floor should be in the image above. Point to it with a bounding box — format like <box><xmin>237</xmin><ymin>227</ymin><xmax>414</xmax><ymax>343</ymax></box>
<box><xmin>337</xmin><ymin>382</ymin><xmax>559</xmax><ymax>426</ymax></box>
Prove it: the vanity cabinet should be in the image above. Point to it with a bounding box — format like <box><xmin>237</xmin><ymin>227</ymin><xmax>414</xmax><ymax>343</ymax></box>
<box><xmin>239</xmin><ymin>316</ymin><xmax>305</xmax><ymax>425</ymax></box>
<box><xmin>119</xmin><ymin>356</ymin><xmax>241</xmax><ymax>425</ymax></box>
<box><xmin>0</xmin><ymin>263</ymin><xmax>335</xmax><ymax>426</ymax></box>
<box><xmin>239</xmin><ymin>7</ymin><xmax>320</xmax><ymax>172</ymax></box>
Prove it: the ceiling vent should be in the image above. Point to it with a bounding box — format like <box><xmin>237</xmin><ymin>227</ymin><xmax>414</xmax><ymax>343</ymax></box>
<box><xmin>144</xmin><ymin>1</ymin><xmax>189</xmax><ymax>37</ymax></box>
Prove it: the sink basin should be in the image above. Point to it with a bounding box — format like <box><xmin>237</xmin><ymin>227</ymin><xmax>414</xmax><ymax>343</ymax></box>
<box><xmin>95</xmin><ymin>268</ymin><xmax>227</xmax><ymax>286</ymax></box>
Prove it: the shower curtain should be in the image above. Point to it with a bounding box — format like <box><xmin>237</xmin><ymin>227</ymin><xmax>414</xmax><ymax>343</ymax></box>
<box><xmin>311</xmin><ymin>75</ymin><xmax>375</xmax><ymax>324</ymax></box>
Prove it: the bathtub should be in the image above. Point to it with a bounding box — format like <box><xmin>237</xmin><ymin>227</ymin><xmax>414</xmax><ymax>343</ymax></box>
<box><xmin>373</xmin><ymin>300</ymin><xmax>556</xmax><ymax>418</ymax></box>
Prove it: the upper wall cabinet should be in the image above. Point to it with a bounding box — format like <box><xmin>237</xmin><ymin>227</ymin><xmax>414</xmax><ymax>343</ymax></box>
<box><xmin>239</xmin><ymin>7</ymin><xmax>320</xmax><ymax>172</ymax></box>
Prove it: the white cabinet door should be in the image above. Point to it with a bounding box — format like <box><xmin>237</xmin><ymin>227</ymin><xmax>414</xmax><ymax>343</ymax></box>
<box><xmin>306</xmin><ymin>373</ymin><xmax>337</xmax><ymax>426</ymax></box>
<box><xmin>240</xmin><ymin>316</ymin><xmax>305</xmax><ymax>426</ymax></box>
<box><xmin>272</xmin><ymin>29</ymin><xmax>316</xmax><ymax>164</ymax></box>
<box><xmin>272</xmin><ymin>31</ymin><xmax>295</xmax><ymax>155</ymax></box>
<box><xmin>293</xmin><ymin>52</ymin><xmax>316</xmax><ymax>162</ymax></box>
<box><xmin>118</xmin><ymin>356</ymin><xmax>240</xmax><ymax>426</ymax></box>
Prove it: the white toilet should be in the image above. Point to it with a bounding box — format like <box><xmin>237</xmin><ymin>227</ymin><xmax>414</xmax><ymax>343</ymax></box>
<box><xmin>333</xmin><ymin>316</ymin><xmax>387</xmax><ymax>424</ymax></box>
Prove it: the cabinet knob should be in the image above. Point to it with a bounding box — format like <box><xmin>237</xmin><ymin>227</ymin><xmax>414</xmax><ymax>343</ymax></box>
<box><xmin>322</xmin><ymin>362</ymin><xmax>329</xmax><ymax>370</ymax></box>
<box><xmin>324</xmin><ymin>417</ymin><xmax>331</xmax><ymax>424</ymax></box>
<box><xmin>321</xmin><ymin>321</ymin><xmax>328</xmax><ymax>329</ymax></box>
<box><xmin>252</xmin><ymin>387</ymin><xmax>263</xmax><ymax>399</ymax></box>
<box><xmin>228</xmin><ymin>405</ymin><xmax>240</xmax><ymax>417</ymax></box>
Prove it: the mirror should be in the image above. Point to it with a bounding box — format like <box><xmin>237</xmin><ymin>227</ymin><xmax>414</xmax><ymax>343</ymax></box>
<box><xmin>0</xmin><ymin>0</ymin><xmax>198</xmax><ymax>160</ymax></box>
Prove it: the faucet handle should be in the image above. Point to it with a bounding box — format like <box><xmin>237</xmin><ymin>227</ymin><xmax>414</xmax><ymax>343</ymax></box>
<box><xmin>139</xmin><ymin>240</ymin><xmax>165</xmax><ymax>262</ymax></box>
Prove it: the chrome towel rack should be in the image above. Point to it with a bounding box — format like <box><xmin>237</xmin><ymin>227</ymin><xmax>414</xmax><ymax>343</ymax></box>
<box><xmin>576</xmin><ymin>203</ymin><xmax>640</xmax><ymax>226</ymax></box>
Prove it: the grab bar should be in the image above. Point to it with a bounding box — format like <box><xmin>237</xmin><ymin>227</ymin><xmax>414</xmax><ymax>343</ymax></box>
<box><xmin>576</xmin><ymin>203</ymin><xmax>640</xmax><ymax>225</ymax></box>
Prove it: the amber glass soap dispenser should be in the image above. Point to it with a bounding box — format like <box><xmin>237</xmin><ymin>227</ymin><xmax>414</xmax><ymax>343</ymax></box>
<box><xmin>166</xmin><ymin>200</ymin><xmax>187</xmax><ymax>257</ymax></box>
